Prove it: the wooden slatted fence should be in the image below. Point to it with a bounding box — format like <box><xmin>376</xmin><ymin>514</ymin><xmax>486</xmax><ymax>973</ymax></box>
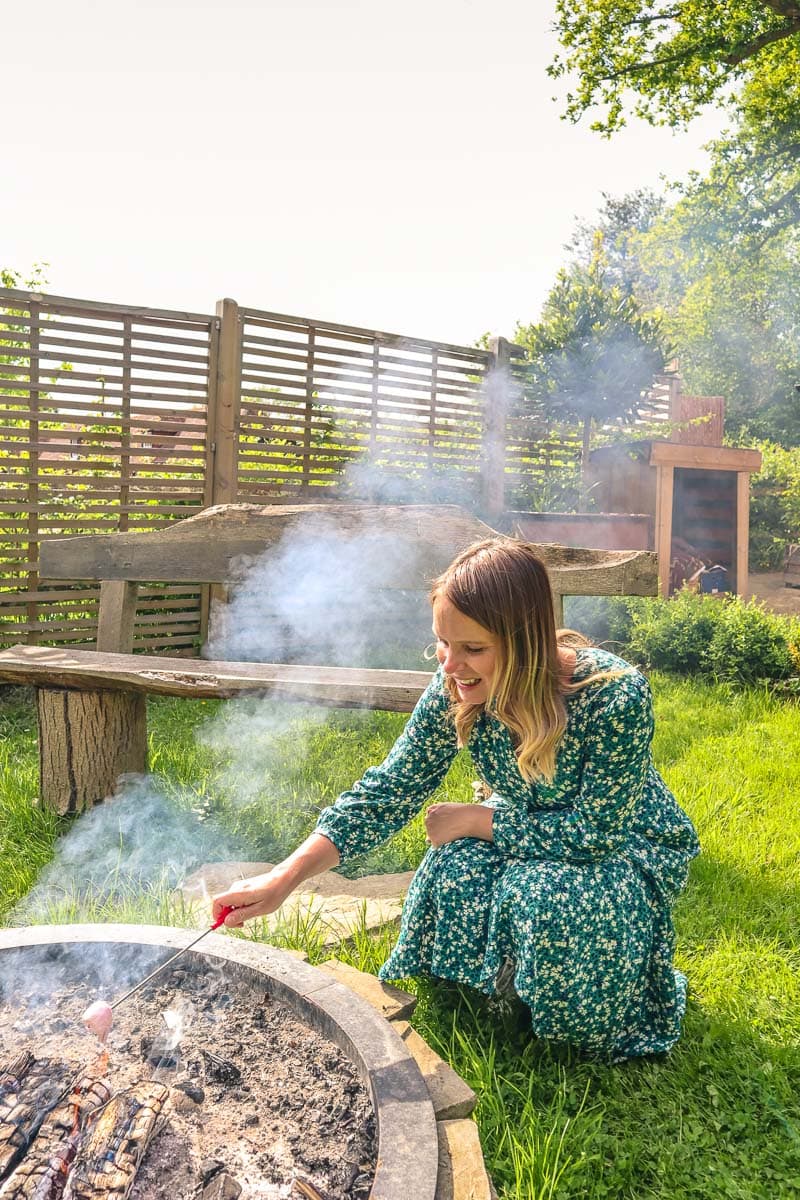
<box><xmin>235</xmin><ymin>306</ymin><xmax>495</xmax><ymax>505</ymax></box>
<box><xmin>0</xmin><ymin>288</ymin><xmax>584</xmax><ymax>653</ymax></box>
<box><xmin>0</xmin><ymin>290</ymin><xmax>216</xmax><ymax>651</ymax></box>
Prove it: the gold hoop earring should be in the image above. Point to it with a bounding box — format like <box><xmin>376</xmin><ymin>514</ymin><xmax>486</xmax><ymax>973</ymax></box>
<box><xmin>423</xmin><ymin>642</ymin><xmax>437</xmax><ymax>661</ymax></box>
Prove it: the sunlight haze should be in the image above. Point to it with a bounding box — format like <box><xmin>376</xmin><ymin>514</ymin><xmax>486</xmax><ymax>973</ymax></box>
<box><xmin>2</xmin><ymin>0</ymin><xmax>723</xmax><ymax>344</ymax></box>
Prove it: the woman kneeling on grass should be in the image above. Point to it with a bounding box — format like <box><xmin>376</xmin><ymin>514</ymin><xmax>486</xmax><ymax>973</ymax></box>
<box><xmin>212</xmin><ymin>538</ymin><xmax>700</xmax><ymax>1060</ymax></box>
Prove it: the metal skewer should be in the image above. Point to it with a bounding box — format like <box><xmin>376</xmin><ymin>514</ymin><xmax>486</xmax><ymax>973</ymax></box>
<box><xmin>109</xmin><ymin>905</ymin><xmax>236</xmax><ymax>1011</ymax></box>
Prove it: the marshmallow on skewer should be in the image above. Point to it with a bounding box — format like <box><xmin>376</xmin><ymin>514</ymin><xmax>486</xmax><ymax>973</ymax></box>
<box><xmin>82</xmin><ymin>999</ymin><xmax>113</xmax><ymax>1042</ymax></box>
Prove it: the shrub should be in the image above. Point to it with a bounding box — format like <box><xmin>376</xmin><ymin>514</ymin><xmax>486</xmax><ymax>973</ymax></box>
<box><xmin>743</xmin><ymin>439</ymin><xmax>800</xmax><ymax>570</ymax></box>
<box><xmin>626</xmin><ymin>589</ymin><xmax>720</xmax><ymax>674</ymax></box>
<box><xmin>625</xmin><ymin>590</ymin><xmax>798</xmax><ymax>684</ymax></box>
<box><xmin>705</xmin><ymin>600</ymin><xmax>795</xmax><ymax>684</ymax></box>
<box><xmin>563</xmin><ymin>595</ymin><xmax>636</xmax><ymax>647</ymax></box>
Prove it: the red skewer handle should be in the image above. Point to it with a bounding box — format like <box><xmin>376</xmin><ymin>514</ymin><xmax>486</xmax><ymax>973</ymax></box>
<box><xmin>210</xmin><ymin>904</ymin><xmax>236</xmax><ymax>931</ymax></box>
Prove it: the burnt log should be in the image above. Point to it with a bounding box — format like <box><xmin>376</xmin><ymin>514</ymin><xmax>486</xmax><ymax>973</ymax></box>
<box><xmin>0</xmin><ymin>1074</ymin><xmax>110</xmax><ymax>1199</ymax></box>
<box><xmin>64</xmin><ymin>1081</ymin><xmax>168</xmax><ymax>1200</ymax></box>
<box><xmin>0</xmin><ymin>1056</ymin><xmax>72</xmax><ymax>1183</ymax></box>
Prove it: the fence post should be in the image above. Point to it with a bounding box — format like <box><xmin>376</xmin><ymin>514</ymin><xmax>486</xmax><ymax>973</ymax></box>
<box><xmin>202</xmin><ymin>298</ymin><xmax>243</xmax><ymax>645</ymax></box>
<box><xmin>480</xmin><ymin>336</ymin><xmax>511</xmax><ymax>524</ymax></box>
<box><xmin>209</xmin><ymin>297</ymin><xmax>242</xmax><ymax>508</ymax></box>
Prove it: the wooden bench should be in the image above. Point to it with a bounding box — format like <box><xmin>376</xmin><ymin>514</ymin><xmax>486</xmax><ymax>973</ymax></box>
<box><xmin>0</xmin><ymin>503</ymin><xmax>658</xmax><ymax>813</ymax></box>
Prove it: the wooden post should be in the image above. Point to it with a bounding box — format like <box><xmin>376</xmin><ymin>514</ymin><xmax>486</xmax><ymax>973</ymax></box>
<box><xmin>655</xmin><ymin>465</ymin><xmax>674</xmax><ymax>597</ymax></box>
<box><xmin>303</xmin><ymin>327</ymin><xmax>316</xmax><ymax>498</ymax></box>
<box><xmin>210</xmin><ymin>298</ymin><xmax>242</xmax><ymax>508</ymax></box>
<box><xmin>26</xmin><ymin>302</ymin><xmax>40</xmax><ymax>645</ymax></box>
<box><xmin>96</xmin><ymin>581</ymin><xmax>139</xmax><ymax>652</ymax></box>
<box><xmin>481</xmin><ymin>337</ymin><xmax>511</xmax><ymax>522</ymax></box>
<box><xmin>736</xmin><ymin>470</ymin><xmax>750</xmax><ymax>599</ymax></box>
<box><xmin>200</xmin><ymin>314</ymin><xmax>222</xmax><ymax>643</ymax></box>
<box><xmin>206</xmin><ymin>299</ymin><xmax>243</xmax><ymax>628</ymax></box>
<box><xmin>36</xmin><ymin>688</ymin><xmax>147</xmax><ymax>813</ymax></box>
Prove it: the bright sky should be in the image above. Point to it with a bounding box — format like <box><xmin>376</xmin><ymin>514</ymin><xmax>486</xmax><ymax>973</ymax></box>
<box><xmin>2</xmin><ymin>0</ymin><xmax>722</xmax><ymax>346</ymax></box>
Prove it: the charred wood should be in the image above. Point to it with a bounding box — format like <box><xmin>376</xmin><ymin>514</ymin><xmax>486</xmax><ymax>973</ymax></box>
<box><xmin>0</xmin><ymin>1074</ymin><xmax>110</xmax><ymax>1200</ymax></box>
<box><xmin>63</xmin><ymin>1081</ymin><xmax>168</xmax><ymax>1200</ymax></box>
<box><xmin>0</xmin><ymin>1057</ymin><xmax>72</xmax><ymax>1183</ymax></box>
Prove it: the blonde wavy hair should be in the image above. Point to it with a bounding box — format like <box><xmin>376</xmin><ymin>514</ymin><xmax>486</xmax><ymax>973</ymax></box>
<box><xmin>430</xmin><ymin>537</ymin><xmax>621</xmax><ymax>783</ymax></box>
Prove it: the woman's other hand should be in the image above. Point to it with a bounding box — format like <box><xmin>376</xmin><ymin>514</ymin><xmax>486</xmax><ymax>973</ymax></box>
<box><xmin>424</xmin><ymin>802</ymin><xmax>494</xmax><ymax>847</ymax></box>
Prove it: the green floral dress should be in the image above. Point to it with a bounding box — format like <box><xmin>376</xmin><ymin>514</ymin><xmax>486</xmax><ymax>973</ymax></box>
<box><xmin>315</xmin><ymin>647</ymin><xmax>700</xmax><ymax>1060</ymax></box>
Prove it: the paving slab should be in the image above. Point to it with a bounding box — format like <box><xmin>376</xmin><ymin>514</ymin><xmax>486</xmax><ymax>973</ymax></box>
<box><xmin>436</xmin><ymin>1119</ymin><xmax>494</xmax><ymax>1200</ymax></box>
<box><xmin>178</xmin><ymin>862</ymin><xmax>411</xmax><ymax>947</ymax></box>
<box><xmin>181</xmin><ymin>861</ymin><xmax>414</xmax><ymax>901</ymax></box>
<box><xmin>318</xmin><ymin>959</ymin><xmax>417</xmax><ymax>1021</ymax></box>
<box><xmin>392</xmin><ymin>1020</ymin><xmax>476</xmax><ymax>1120</ymax></box>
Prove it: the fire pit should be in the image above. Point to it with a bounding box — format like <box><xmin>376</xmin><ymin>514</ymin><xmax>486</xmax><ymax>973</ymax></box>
<box><xmin>0</xmin><ymin>925</ymin><xmax>439</xmax><ymax>1200</ymax></box>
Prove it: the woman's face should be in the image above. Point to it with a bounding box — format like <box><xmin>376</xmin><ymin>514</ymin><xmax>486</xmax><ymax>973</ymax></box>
<box><xmin>432</xmin><ymin>596</ymin><xmax>500</xmax><ymax>706</ymax></box>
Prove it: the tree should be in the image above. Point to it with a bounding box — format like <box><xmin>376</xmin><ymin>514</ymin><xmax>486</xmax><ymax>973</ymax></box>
<box><xmin>565</xmin><ymin>188</ymin><xmax>666</xmax><ymax>298</ymax></box>
<box><xmin>550</xmin><ymin>1</ymin><xmax>800</xmax><ymax>241</ymax></box>
<box><xmin>515</xmin><ymin>242</ymin><xmax>669</xmax><ymax>471</ymax></box>
<box><xmin>562</xmin><ymin>189</ymin><xmax>800</xmax><ymax>445</ymax></box>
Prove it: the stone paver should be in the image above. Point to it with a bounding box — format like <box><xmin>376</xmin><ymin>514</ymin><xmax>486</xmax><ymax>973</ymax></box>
<box><xmin>179</xmin><ymin>863</ymin><xmax>411</xmax><ymax>947</ymax></box>
<box><xmin>391</xmin><ymin>1020</ymin><xmax>476</xmax><ymax>1120</ymax></box>
<box><xmin>436</xmin><ymin>1119</ymin><xmax>494</xmax><ymax>1200</ymax></box>
<box><xmin>318</xmin><ymin>958</ymin><xmax>417</xmax><ymax>1020</ymax></box>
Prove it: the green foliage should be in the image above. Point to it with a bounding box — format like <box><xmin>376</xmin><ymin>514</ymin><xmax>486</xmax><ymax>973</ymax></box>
<box><xmin>565</xmin><ymin>188</ymin><xmax>667</xmax><ymax>298</ymax></box>
<box><xmin>550</xmin><ymin>1</ymin><xmax>799</xmax><ymax>133</ymax></box>
<box><xmin>561</xmin><ymin>186</ymin><xmax>800</xmax><ymax>446</ymax></box>
<box><xmin>563</xmin><ymin>594</ymin><xmax>636</xmax><ymax>647</ymax></box>
<box><xmin>515</xmin><ymin>242</ymin><xmax>669</xmax><ymax>463</ymax></box>
<box><xmin>744</xmin><ymin>438</ymin><xmax>800</xmax><ymax>567</ymax></box>
<box><xmin>550</xmin><ymin>2</ymin><xmax>800</xmax><ymax>242</ymax></box>
<box><xmin>626</xmin><ymin>591</ymin><xmax>798</xmax><ymax>684</ymax></box>
<box><xmin>636</xmin><ymin>200</ymin><xmax>800</xmax><ymax>443</ymax></box>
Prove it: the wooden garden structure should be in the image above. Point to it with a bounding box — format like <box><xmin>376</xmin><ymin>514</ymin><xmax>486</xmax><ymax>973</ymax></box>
<box><xmin>513</xmin><ymin>382</ymin><xmax>763</xmax><ymax>598</ymax></box>
<box><xmin>0</xmin><ymin>503</ymin><xmax>657</xmax><ymax>813</ymax></box>
<box><xmin>586</xmin><ymin>443</ymin><xmax>762</xmax><ymax>598</ymax></box>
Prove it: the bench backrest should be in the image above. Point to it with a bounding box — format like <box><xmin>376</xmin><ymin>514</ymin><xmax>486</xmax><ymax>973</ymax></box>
<box><xmin>38</xmin><ymin>501</ymin><xmax>659</xmax><ymax>654</ymax></box>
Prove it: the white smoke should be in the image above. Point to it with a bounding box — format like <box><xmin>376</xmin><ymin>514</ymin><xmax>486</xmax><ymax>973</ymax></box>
<box><xmin>14</xmin><ymin>774</ymin><xmax>246</xmax><ymax>923</ymax></box>
<box><xmin>204</xmin><ymin>510</ymin><xmax>433</xmax><ymax>669</ymax></box>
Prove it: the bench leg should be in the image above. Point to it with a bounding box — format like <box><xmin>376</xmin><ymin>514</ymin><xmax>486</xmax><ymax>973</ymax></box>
<box><xmin>36</xmin><ymin>688</ymin><xmax>147</xmax><ymax>814</ymax></box>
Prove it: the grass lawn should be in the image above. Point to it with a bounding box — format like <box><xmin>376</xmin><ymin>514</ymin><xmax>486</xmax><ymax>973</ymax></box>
<box><xmin>1</xmin><ymin>675</ymin><xmax>799</xmax><ymax>1198</ymax></box>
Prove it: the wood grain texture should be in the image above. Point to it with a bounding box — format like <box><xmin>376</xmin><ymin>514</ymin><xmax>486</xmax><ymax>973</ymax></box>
<box><xmin>36</xmin><ymin>687</ymin><xmax>147</xmax><ymax>813</ymax></box>
<box><xmin>6</xmin><ymin>648</ymin><xmax>433</xmax><ymax>711</ymax></box>
<box><xmin>649</xmin><ymin>442</ymin><xmax>762</xmax><ymax>471</ymax></box>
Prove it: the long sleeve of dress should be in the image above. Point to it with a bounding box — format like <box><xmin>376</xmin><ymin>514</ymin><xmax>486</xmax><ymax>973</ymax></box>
<box><xmin>490</xmin><ymin>671</ymin><xmax>654</xmax><ymax>865</ymax></box>
<box><xmin>314</xmin><ymin>666</ymin><xmax>458</xmax><ymax>862</ymax></box>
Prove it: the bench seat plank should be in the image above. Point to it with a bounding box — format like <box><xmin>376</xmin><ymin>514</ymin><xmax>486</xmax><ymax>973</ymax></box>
<box><xmin>0</xmin><ymin>645</ymin><xmax>433</xmax><ymax>711</ymax></box>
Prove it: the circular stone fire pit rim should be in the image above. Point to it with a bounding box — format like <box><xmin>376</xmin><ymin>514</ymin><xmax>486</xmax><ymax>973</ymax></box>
<box><xmin>0</xmin><ymin>923</ymin><xmax>439</xmax><ymax>1200</ymax></box>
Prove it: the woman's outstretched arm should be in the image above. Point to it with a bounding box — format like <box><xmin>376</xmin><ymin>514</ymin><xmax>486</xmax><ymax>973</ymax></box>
<box><xmin>211</xmin><ymin>832</ymin><xmax>340</xmax><ymax>927</ymax></box>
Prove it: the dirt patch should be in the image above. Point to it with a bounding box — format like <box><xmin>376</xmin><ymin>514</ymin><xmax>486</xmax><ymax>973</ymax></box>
<box><xmin>748</xmin><ymin>572</ymin><xmax>800</xmax><ymax>617</ymax></box>
<box><xmin>0</xmin><ymin>956</ymin><xmax>376</xmax><ymax>1200</ymax></box>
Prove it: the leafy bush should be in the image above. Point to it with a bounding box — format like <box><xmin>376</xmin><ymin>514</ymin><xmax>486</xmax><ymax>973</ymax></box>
<box><xmin>741</xmin><ymin>439</ymin><xmax>800</xmax><ymax>570</ymax></box>
<box><xmin>563</xmin><ymin>595</ymin><xmax>636</xmax><ymax>646</ymax></box>
<box><xmin>705</xmin><ymin>601</ymin><xmax>796</xmax><ymax>684</ymax></box>
<box><xmin>625</xmin><ymin>590</ymin><xmax>798</xmax><ymax>684</ymax></box>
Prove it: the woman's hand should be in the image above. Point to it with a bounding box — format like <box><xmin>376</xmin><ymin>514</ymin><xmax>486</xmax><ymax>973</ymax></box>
<box><xmin>211</xmin><ymin>868</ymin><xmax>295</xmax><ymax>928</ymax></box>
<box><xmin>211</xmin><ymin>832</ymin><xmax>340</xmax><ymax>929</ymax></box>
<box><xmin>424</xmin><ymin>802</ymin><xmax>494</xmax><ymax>848</ymax></box>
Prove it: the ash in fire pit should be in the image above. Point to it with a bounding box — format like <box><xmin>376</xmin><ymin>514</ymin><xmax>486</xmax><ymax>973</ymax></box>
<box><xmin>0</xmin><ymin>949</ymin><xmax>376</xmax><ymax>1200</ymax></box>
